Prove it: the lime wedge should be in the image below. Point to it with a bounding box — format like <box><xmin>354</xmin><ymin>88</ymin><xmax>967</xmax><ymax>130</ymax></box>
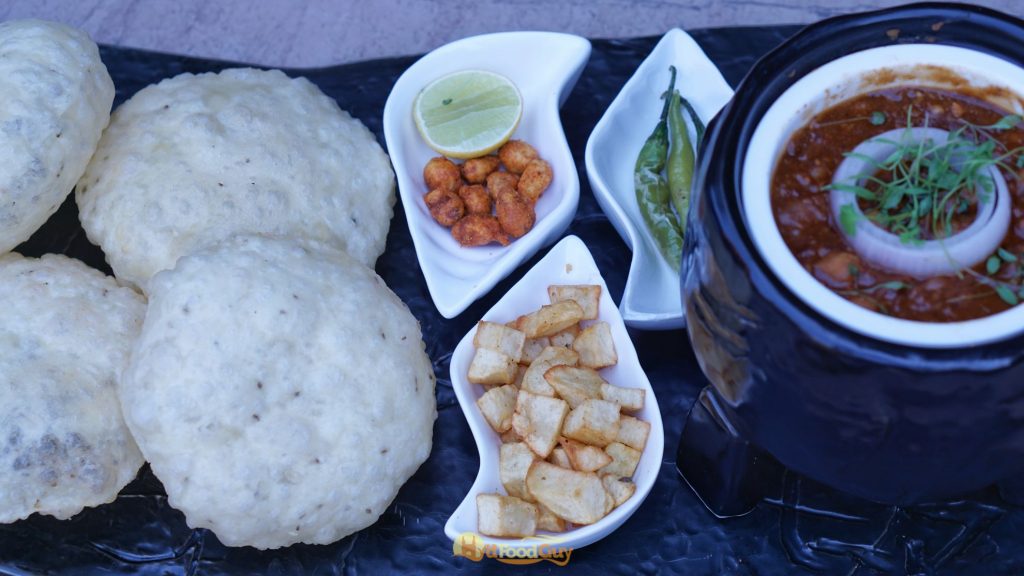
<box><xmin>413</xmin><ymin>70</ymin><xmax>523</xmax><ymax>159</ymax></box>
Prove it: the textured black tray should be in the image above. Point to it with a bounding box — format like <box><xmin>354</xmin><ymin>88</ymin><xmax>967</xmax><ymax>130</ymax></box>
<box><xmin>3</xmin><ymin>25</ymin><xmax>1023</xmax><ymax>576</ymax></box>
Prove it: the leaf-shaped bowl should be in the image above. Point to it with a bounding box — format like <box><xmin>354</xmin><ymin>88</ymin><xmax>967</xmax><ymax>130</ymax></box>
<box><xmin>444</xmin><ymin>235</ymin><xmax>665</xmax><ymax>552</ymax></box>
<box><xmin>585</xmin><ymin>28</ymin><xmax>733</xmax><ymax>329</ymax></box>
<box><xmin>383</xmin><ymin>32</ymin><xmax>591</xmax><ymax>319</ymax></box>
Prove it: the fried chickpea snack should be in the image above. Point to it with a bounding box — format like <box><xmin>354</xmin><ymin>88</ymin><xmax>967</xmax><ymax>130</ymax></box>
<box><xmin>452</xmin><ymin>214</ymin><xmax>509</xmax><ymax>247</ymax></box>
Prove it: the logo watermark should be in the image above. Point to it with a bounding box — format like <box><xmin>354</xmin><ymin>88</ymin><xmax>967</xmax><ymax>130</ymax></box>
<box><xmin>453</xmin><ymin>532</ymin><xmax>573</xmax><ymax>566</ymax></box>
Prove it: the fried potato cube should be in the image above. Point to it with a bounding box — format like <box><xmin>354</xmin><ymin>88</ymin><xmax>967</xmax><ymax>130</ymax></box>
<box><xmin>514</xmin><ymin>300</ymin><xmax>585</xmax><ymax>338</ymax></box>
<box><xmin>500</xmin><ymin>442</ymin><xmax>538</xmax><ymax>501</ymax></box>
<box><xmin>563</xmin><ymin>399</ymin><xmax>621</xmax><ymax>446</ymax></box>
<box><xmin>521</xmin><ymin>346</ymin><xmax>578</xmax><ymax>397</ymax></box>
<box><xmin>462</xmin><ymin>155</ymin><xmax>501</xmax><ymax>184</ymax></box>
<box><xmin>424</xmin><ymin>156</ymin><xmax>462</xmax><ymax>193</ymax></box>
<box><xmin>521</xmin><ymin>336</ymin><xmax>550</xmax><ymax>364</ymax></box>
<box><xmin>473</xmin><ymin>321</ymin><xmax>526</xmax><ymax>362</ymax></box>
<box><xmin>560</xmin><ymin>438</ymin><xmax>613</xmax><ymax>472</ymax></box>
<box><xmin>600</xmin><ymin>442</ymin><xmax>642</xmax><ymax>478</ymax></box>
<box><xmin>573</xmin><ymin>322</ymin><xmax>618</xmax><ymax>369</ymax></box>
<box><xmin>476</xmin><ymin>384</ymin><xmax>518</xmax><ymax>433</ymax></box>
<box><xmin>536</xmin><ymin>503</ymin><xmax>567</xmax><ymax>532</ymax></box>
<box><xmin>517</xmin><ymin>159</ymin><xmax>553</xmax><ymax>204</ymax></box>
<box><xmin>498</xmin><ymin>140</ymin><xmax>539</xmax><ymax>174</ymax></box>
<box><xmin>600</xmin><ymin>382</ymin><xmax>644</xmax><ymax>412</ymax></box>
<box><xmin>616</xmin><ymin>415</ymin><xmax>651</xmax><ymax>451</ymax></box>
<box><xmin>513</xmin><ymin>364</ymin><xmax>527</xmax><ymax>388</ymax></box>
<box><xmin>547</xmin><ymin>285</ymin><xmax>601</xmax><ymax>320</ymax></box>
<box><xmin>601</xmin><ymin>474</ymin><xmax>637</xmax><ymax>507</ymax></box>
<box><xmin>512</xmin><ymin>390</ymin><xmax>569</xmax><ymax>458</ymax></box>
<box><xmin>549</xmin><ymin>323</ymin><xmax>579</xmax><ymax>348</ymax></box>
<box><xmin>477</xmin><ymin>494</ymin><xmax>537</xmax><ymax>538</ymax></box>
<box><xmin>543</xmin><ymin>366</ymin><xmax>604</xmax><ymax>409</ymax></box>
<box><xmin>548</xmin><ymin>446</ymin><xmax>572</xmax><ymax>469</ymax></box>
<box><xmin>525</xmin><ymin>461</ymin><xmax>612</xmax><ymax>525</ymax></box>
<box><xmin>468</xmin><ymin>348</ymin><xmax>518</xmax><ymax>386</ymax></box>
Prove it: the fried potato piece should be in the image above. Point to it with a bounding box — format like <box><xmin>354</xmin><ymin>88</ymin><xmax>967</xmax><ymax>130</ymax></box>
<box><xmin>563</xmin><ymin>399</ymin><xmax>621</xmax><ymax>446</ymax></box>
<box><xmin>616</xmin><ymin>415</ymin><xmax>651</xmax><ymax>451</ymax></box>
<box><xmin>495</xmin><ymin>190</ymin><xmax>535</xmax><ymax>239</ymax></box>
<box><xmin>522</xmin><ymin>346</ymin><xmax>578</xmax><ymax>397</ymax></box>
<box><xmin>451</xmin><ymin>214</ymin><xmax>509</xmax><ymax>247</ymax></box>
<box><xmin>500</xmin><ymin>428</ymin><xmax>521</xmax><ymax>443</ymax></box>
<box><xmin>601</xmin><ymin>475</ymin><xmax>636</xmax><ymax>507</ymax></box>
<box><xmin>543</xmin><ymin>366</ymin><xmax>604</xmax><ymax>409</ymax></box>
<box><xmin>600</xmin><ymin>442</ymin><xmax>642</xmax><ymax>478</ymax></box>
<box><xmin>536</xmin><ymin>503</ymin><xmax>567</xmax><ymax>532</ymax></box>
<box><xmin>548</xmin><ymin>446</ymin><xmax>572</xmax><ymax>469</ymax></box>
<box><xmin>469</xmin><ymin>348</ymin><xmax>518</xmax><ymax>386</ymax></box>
<box><xmin>474</xmin><ymin>321</ymin><xmax>526</xmax><ymax>362</ymax></box>
<box><xmin>515</xmin><ymin>300</ymin><xmax>585</xmax><ymax>338</ymax></box>
<box><xmin>513</xmin><ymin>364</ymin><xmax>527</xmax><ymax>388</ymax></box>
<box><xmin>458</xmin><ymin>184</ymin><xmax>492</xmax><ymax>214</ymax></box>
<box><xmin>424</xmin><ymin>156</ymin><xmax>462</xmax><ymax>194</ymax></box>
<box><xmin>573</xmin><ymin>322</ymin><xmax>618</xmax><ymax>369</ymax></box>
<box><xmin>525</xmin><ymin>461</ymin><xmax>612</xmax><ymax>525</ymax></box>
<box><xmin>477</xmin><ymin>493</ymin><xmax>537</xmax><ymax>538</ymax></box>
<box><xmin>486</xmin><ymin>171</ymin><xmax>519</xmax><ymax>198</ymax></box>
<box><xmin>424</xmin><ymin>188</ymin><xmax>464</xmax><ymax>227</ymax></box>
<box><xmin>521</xmin><ymin>336</ymin><xmax>551</xmax><ymax>364</ymax></box>
<box><xmin>600</xmin><ymin>382</ymin><xmax>644</xmax><ymax>412</ymax></box>
<box><xmin>512</xmin><ymin>390</ymin><xmax>568</xmax><ymax>458</ymax></box>
<box><xmin>462</xmin><ymin>155</ymin><xmax>501</xmax><ymax>184</ymax></box>
<box><xmin>499</xmin><ymin>140</ymin><xmax>539</xmax><ymax>174</ymax></box>
<box><xmin>547</xmin><ymin>285</ymin><xmax>601</xmax><ymax>320</ymax></box>
<box><xmin>476</xmin><ymin>384</ymin><xmax>518</xmax><ymax>433</ymax></box>
<box><xmin>500</xmin><ymin>442</ymin><xmax>538</xmax><ymax>501</ymax></box>
<box><xmin>518</xmin><ymin>159</ymin><xmax>553</xmax><ymax>204</ymax></box>
<box><xmin>549</xmin><ymin>323</ymin><xmax>579</xmax><ymax>348</ymax></box>
<box><xmin>560</xmin><ymin>438</ymin><xmax>613</xmax><ymax>472</ymax></box>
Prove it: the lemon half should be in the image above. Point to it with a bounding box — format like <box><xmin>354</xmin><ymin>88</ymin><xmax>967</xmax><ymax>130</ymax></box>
<box><xmin>413</xmin><ymin>70</ymin><xmax>523</xmax><ymax>159</ymax></box>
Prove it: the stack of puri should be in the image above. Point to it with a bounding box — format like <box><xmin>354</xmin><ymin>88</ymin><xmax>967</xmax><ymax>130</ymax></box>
<box><xmin>0</xmin><ymin>19</ymin><xmax>437</xmax><ymax>550</ymax></box>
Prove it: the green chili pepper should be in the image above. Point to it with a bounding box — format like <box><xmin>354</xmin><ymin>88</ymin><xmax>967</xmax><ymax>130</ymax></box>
<box><xmin>680</xmin><ymin>97</ymin><xmax>705</xmax><ymax>144</ymax></box>
<box><xmin>634</xmin><ymin>66</ymin><xmax>683</xmax><ymax>272</ymax></box>
<box><xmin>667</xmin><ymin>89</ymin><xmax>695</xmax><ymax>229</ymax></box>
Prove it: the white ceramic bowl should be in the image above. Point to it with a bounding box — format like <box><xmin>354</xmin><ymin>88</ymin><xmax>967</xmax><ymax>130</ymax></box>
<box><xmin>444</xmin><ymin>235</ymin><xmax>665</xmax><ymax>552</ymax></box>
<box><xmin>585</xmin><ymin>28</ymin><xmax>733</xmax><ymax>330</ymax></box>
<box><xmin>743</xmin><ymin>44</ymin><xmax>1024</xmax><ymax>348</ymax></box>
<box><xmin>383</xmin><ymin>32</ymin><xmax>591</xmax><ymax>319</ymax></box>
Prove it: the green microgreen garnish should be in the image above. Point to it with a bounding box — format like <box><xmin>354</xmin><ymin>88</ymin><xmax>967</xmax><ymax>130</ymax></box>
<box><xmin>870</xmin><ymin>111</ymin><xmax>887</xmax><ymax>126</ymax></box>
<box><xmin>825</xmin><ymin>106</ymin><xmax>1024</xmax><ymax>245</ymax></box>
<box><xmin>838</xmin><ymin>267</ymin><xmax>907</xmax><ymax>314</ymax></box>
<box><xmin>961</xmin><ymin>246</ymin><xmax>1024</xmax><ymax>306</ymax></box>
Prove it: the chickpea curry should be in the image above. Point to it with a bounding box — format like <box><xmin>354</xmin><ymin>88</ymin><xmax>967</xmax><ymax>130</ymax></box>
<box><xmin>771</xmin><ymin>86</ymin><xmax>1024</xmax><ymax>322</ymax></box>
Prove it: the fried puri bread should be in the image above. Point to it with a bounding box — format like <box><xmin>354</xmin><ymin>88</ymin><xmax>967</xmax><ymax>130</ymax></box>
<box><xmin>0</xmin><ymin>253</ymin><xmax>145</xmax><ymax>523</ymax></box>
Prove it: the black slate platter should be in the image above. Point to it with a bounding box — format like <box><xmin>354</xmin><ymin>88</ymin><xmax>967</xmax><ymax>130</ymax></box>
<box><xmin>3</xmin><ymin>25</ymin><xmax>1024</xmax><ymax>576</ymax></box>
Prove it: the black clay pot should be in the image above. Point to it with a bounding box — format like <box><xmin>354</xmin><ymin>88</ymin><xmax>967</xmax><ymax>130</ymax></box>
<box><xmin>677</xmin><ymin>2</ymin><xmax>1024</xmax><ymax>512</ymax></box>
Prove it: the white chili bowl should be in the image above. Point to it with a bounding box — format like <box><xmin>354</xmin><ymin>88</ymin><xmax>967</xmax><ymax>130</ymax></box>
<box><xmin>585</xmin><ymin>28</ymin><xmax>733</xmax><ymax>329</ymax></box>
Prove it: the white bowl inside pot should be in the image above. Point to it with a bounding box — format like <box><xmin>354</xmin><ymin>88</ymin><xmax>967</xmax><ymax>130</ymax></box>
<box><xmin>742</xmin><ymin>43</ymin><xmax>1024</xmax><ymax>348</ymax></box>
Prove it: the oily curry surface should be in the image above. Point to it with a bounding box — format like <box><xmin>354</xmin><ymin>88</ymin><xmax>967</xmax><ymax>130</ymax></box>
<box><xmin>771</xmin><ymin>86</ymin><xmax>1024</xmax><ymax>322</ymax></box>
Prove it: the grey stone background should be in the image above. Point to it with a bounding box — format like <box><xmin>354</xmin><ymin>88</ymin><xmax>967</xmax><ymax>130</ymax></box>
<box><xmin>2</xmin><ymin>0</ymin><xmax>1022</xmax><ymax>67</ymax></box>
